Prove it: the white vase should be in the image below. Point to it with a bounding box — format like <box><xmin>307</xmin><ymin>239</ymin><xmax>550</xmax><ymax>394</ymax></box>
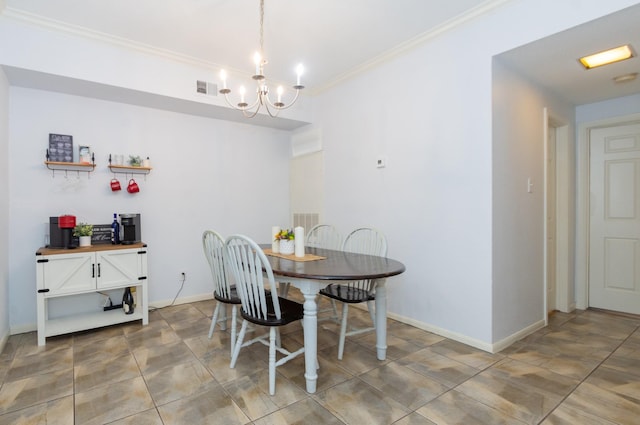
<box><xmin>279</xmin><ymin>239</ymin><xmax>295</xmax><ymax>255</ymax></box>
<box><xmin>79</xmin><ymin>236</ymin><xmax>91</xmax><ymax>247</ymax></box>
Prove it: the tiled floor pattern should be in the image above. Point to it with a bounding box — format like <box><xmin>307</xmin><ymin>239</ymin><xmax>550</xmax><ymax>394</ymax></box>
<box><xmin>0</xmin><ymin>296</ymin><xmax>639</xmax><ymax>424</ymax></box>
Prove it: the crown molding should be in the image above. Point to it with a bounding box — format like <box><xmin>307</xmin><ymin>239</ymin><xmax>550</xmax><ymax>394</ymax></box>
<box><xmin>2</xmin><ymin>7</ymin><xmax>221</xmax><ymax>71</ymax></box>
<box><xmin>310</xmin><ymin>0</ymin><xmax>514</xmax><ymax>95</ymax></box>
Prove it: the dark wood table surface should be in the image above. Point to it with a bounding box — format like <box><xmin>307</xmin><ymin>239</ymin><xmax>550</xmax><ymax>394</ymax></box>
<box><xmin>260</xmin><ymin>245</ymin><xmax>406</xmax><ymax>281</ymax></box>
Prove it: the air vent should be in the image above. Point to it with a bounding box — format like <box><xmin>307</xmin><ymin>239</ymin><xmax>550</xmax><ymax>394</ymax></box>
<box><xmin>196</xmin><ymin>81</ymin><xmax>218</xmax><ymax>96</ymax></box>
<box><xmin>293</xmin><ymin>213</ymin><xmax>319</xmax><ymax>230</ymax></box>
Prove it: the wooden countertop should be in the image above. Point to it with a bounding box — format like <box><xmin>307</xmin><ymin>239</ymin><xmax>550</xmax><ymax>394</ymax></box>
<box><xmin>36</xmin><ymin>242</ymin><xmax>147</xmax><ymax>256</ymax></box>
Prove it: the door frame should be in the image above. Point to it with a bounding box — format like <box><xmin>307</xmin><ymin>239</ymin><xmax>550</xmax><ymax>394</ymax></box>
<box><xmin>576</xmin><ymin>112</ymin><xmax>640</xmax><ymax>310</ymax></box>
<box><xmin>544</xmin><ymin>108</ymin><xmax>571</xmax><ymax>315</ymax></box>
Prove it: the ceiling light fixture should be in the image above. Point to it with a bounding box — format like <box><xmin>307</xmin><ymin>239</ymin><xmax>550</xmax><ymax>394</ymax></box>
<box><xmin>579</xmin><ymin>44</ymin><xmax>634</xmax><ymax>69</ymax></box>
<box><xmin>218</xmin><ymin>0</ymin><xmax>304</xmax><ymax>118</ymax></box>
<box><xmin>613</xmin><ymin>72</ymin><xmax>638</xmax><ymax>83</ymax></box>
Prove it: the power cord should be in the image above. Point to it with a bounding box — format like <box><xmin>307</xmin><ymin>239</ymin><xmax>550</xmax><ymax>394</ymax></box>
<box><xmin>97</xmin><ymin>291</ymin><xmax>113</xmax><ymax>308</ymax></box>
<box><xmin>147</xmin><ymin>273</ymin><xmax>187</xmax><ymax>312</ymax></box>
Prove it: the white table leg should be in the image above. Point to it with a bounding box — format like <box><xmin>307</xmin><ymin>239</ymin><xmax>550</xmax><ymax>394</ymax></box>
<box><xmin>301</xmin><ymin>289</ymin><xmax>318</xmax><ymax>393</ymax></box>
<box><xmin>375</xmin><ymin>279</ymin><xmax>387</xmax><ymax>360</ymax></box>
<box><xmin>292</xmin><ymin>279</ymin><xmax>321</xmax><ymax>393</ymax></box>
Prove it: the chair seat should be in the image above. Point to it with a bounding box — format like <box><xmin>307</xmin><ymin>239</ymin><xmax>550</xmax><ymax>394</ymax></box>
<box><xmin>320</xmin><ymin>284</ymin><xmax>375</xmax><ymax>303</ymax></box>
<box><xmin>240</xmin><ymin>296</ymin><xmax>304</xmax><ymax>327</ymax></box>
<box><xmin>214</xmin><ymin>286</ymin><xmax>242</xmax><ymax>304</ymax></box>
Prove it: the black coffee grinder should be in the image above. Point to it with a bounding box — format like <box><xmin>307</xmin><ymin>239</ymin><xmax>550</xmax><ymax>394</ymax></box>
<box><xmin>119</xmin><ymin>213</ymin><xmax>141</xmax><ymax>244</ymax></box>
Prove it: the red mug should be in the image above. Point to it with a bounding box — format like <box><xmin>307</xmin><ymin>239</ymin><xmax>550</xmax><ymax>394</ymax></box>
<box><xmin>110</xmin><ymin>178</ymin><xmax>121</xmax><ymax>191</ymax></box>
<box><xmin>127</xmin><ymin>179</ymin><xmax>140</xmax><ymax>193</ymax></box>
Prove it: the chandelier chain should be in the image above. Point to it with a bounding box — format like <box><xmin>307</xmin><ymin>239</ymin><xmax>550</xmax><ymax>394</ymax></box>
<box><xmin>259</xmin><ymin>0</ymin><xmax>264</xmax><ymax>56</ymax></box>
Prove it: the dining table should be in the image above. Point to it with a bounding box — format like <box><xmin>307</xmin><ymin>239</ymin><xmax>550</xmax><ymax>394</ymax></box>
<box><xmin>260</xmin><ymin>245</ymin><xmax>406</xmax><ymax>393</ymax></box>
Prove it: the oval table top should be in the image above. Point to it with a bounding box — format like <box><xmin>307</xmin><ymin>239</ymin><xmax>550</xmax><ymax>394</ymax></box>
<box><xmin>260</xmin><ymin>245</ymin><xmax>406</xmax><ymax>281</ymax></box>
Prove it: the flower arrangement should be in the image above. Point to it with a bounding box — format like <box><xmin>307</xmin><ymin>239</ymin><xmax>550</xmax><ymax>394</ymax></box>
<box><xmin>274</xmin><ymin>228</ymin><xmax>294</xmax><ymax>241</ymax></box>
<box><xmin>73</xmin><ymin>223</ymin><xmax>93</xmax><ymax>237</ymax></box>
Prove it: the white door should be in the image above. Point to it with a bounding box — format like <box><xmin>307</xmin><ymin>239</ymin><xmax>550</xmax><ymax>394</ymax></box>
<box><xmin>589</xmin><ymin>123</ymin><xmax>640</xmax><ymax>314</ymax></box>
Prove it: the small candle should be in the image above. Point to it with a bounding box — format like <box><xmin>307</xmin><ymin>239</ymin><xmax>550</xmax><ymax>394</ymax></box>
<box><xmin>294</xmin><ymin>226</ymin><xmax>305</xmax><ymax>257</ymax></box>
<box><xmin>277</xmin><ymin>86</ymin><xmax>283</xmax><ymax>103</ymax></box>
<box><xmin>271</xmin><ymin>226</ymin><xmax>280</xmax><ymax>253</ymax></box>
<box><xmin>254</xmin><ymin>52</ymin><xmax>261</xmax><ymax>75</ymax></box>
<box><xmin>220</xmin><ymin>70</ymin><xmax>227</xmax><ymax>89</ymax></box>
<box><xmin>296</xmin><ymin>64</ymin><xmax>304</xmax><ymax>86</ymax></box>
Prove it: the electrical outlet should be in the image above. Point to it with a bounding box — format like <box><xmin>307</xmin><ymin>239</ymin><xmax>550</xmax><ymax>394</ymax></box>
<box><xmin>181</xmin><ymin>272</ymin><xmax>186</xmax><ymax>280</ymax></box>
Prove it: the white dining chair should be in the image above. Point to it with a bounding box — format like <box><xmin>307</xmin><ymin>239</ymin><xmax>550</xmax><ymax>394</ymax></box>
<box><xmin>304</xmin><ymin>224</ymin><xmax>343</xmax><ymax>318</ymax></box>
<box><xmin>319</xmin><ymin>227</ymin><xmax>387</xmax><ymax>359</ymax></box>
<box><xmin>306</xmin><ymin>224</ymin><xmax>342</xmax><ymax>250</ymax></box>
<box><xmin>202</xmin><ymin>230</ymin><xmax>240</xmax><ymax>355</ymax></box>
<box><xmin>226</xmin><ymin>234</ymin><xmax>305</xmax><ymax>395</ymax></box>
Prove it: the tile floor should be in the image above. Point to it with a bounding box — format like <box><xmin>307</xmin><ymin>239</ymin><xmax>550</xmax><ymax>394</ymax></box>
<box><xmin>0</xmin><ymin>296</ymin><xmax>639</xmax><ymax>425</ymax></box>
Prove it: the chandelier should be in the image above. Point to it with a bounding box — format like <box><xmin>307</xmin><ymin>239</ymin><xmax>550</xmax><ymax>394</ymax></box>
<box><xmin>219</xmin><ymin>0</ymin><xmax>304</xmax><ymax>118</ymax></box>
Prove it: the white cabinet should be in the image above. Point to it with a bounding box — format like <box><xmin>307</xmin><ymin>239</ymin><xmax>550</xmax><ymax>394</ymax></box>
<box><xmin>35</xmin><ymin>243</ymin><xmax>149</xmax><ymax>345</ymax></box>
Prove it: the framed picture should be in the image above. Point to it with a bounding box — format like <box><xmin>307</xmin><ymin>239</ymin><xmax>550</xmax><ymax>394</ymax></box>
<box><xmin>48</xmin><ymin>134</ymin><xmax>73</xmax><ymax>162</ymax></box>
<box><xmin>79</xmin><ymin>145</ymin><xmax>92</xmax><ymax>164</ymax></box>
<box><xmin>91</xmin><ymin>224</ymin><xmax>113</xmax><ymax>245</ymax></box>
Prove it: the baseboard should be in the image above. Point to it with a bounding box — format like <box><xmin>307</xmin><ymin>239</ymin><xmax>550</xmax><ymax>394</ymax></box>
<box><xmin>148</xmin><ymin>293</ymin><xmax>212</xmax><ymax>310</ymax></box>
<box><xmin>386</xmin><ymin>310</ymin><xmax>495</xmax><ymax>352</ymax></box>
<box><xmin>10</xmin><ymin>323</ymin><xmax>36</xmax><ymax>334</ymax></box>
<box><xmin>490</xmin><ymin>319</ymin><xmax>546</xmax><ymax>353</ymax></box>
<box><xmin>386</xmin><ymin>310</ymin><xmax>546</xmax><ymax>354</ymax></box>
<box><xmin>0</xmin><ymin>330</ymin><xmax>8</xmax><ymax>354</ymax></box>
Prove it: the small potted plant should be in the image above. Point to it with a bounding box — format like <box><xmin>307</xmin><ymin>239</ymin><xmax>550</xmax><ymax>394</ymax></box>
<box><xmin>274</xmin><ymin>229</ymin><xmax>295</xmax><ymax>254</ymax></box>
<box><xmin>73</xmin><ymin>223</ymin><xmax>93</xmax><ymax>247</ymax></box>
<box><xmin>129</xmin><ymin>155</ymin><xmax>142</xmax><ymax>167</ymax></box>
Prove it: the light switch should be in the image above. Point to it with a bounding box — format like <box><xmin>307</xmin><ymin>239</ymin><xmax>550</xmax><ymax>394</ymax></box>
<box><xmin>376</xmin><ymin>156</ymin><xmax>387</xmax><ymax>168</ymax></box>
<box><xmin>527</xmin><ymin>178</ymin><xmax>533</xmax><ymax>193</ymax></box>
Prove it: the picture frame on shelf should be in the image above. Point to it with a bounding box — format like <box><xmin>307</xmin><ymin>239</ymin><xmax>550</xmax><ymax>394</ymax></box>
<box><xmin>48</xmin><ymin>134</ymin><xmax>73</xmax><ymax>163</ymax></box>
<box><xmin>79</xmin><ymin>145</ymin><xmax>92</xmax><ymax>164</ymax></box>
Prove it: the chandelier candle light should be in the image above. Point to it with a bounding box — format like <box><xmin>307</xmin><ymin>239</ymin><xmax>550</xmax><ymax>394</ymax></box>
<box><xmin>219</xmin><ymin>0</ymin><xmax>304</xmax><ymax>118</ymax></box>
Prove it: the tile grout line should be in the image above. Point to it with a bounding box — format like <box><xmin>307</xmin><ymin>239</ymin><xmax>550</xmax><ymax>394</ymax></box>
<box><xmin>535</xmin><ymin>320</ymin><xmax>639</xmax><ymax>424</ymax></box>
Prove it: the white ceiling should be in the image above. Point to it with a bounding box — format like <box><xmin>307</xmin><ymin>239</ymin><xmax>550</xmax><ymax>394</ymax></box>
<box><xmin>2</xmin><ymin>0</ymin><xmax>640</xmax><ymax>106</ymax></box>
<box><xmin>496</xmin><ymin>2</ymin><xmax>640</xmax><ymax>105</ymax></box>
<box><xmin>2</xmin><ymin>0</ymin><xmax>493</xmax><ymax>92</ymax></box>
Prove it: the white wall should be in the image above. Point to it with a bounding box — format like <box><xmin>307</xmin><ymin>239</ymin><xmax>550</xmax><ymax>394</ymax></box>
<box><xmin>491</xmin><ymin>60</ymin><xmax>575</xmax><ymax>341</ymax></box>
<box><xmin>576</xmin><ymin>93</ymin><xmax>640</xmax><ymax>124</ymax></box>
<box><xmin>0</xmin><ymin>67</ymin><xmax>9</xmax><ymax>345</ymax></box>
<box><xmin>8</xmin><ymin>87</ymin><xmax>292</xmax><ymax>332</ymax></box>
<box><xmin>313</xmin><ymin>0</ymin><xmax>637</xmax><ymax>348</ymax></box>
<box><xmin>314</xmin><ymin>16</ymin><xmax>496</xmax><ymax>345</ymax></box>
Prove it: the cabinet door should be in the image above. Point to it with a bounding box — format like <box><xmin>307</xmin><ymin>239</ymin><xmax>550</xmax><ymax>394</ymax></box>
<box><xmin>38</xmin><ymin>252</ymin><xmax>95</xmax><ymax>295</ymax></box>
<box><xmin>96</xmin><ymin>249</ymin><xmax>141</xmax><ymax>289</ymax></box>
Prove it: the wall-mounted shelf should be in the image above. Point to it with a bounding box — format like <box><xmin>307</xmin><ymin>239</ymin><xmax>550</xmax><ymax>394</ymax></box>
<box><xmin>45</xmin><ymin>160</ymin><xmax>96</xmax><ymax>177</ymax></box>
<box><xmin>108</xmin><ymin>164</ymin><xmax>152</xmax><ymax>175</ymax></box>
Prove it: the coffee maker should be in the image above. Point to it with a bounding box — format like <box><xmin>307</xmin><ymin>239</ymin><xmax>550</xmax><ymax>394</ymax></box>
<box><xmin>49</xmin><ymin>215</ymin><xmax>77</xmax><ymax>248</ymax></box>
<box><xmin>119</xmin><ymin>213</ymin><xmax>141</xmax><ymax>244</ymax></box>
